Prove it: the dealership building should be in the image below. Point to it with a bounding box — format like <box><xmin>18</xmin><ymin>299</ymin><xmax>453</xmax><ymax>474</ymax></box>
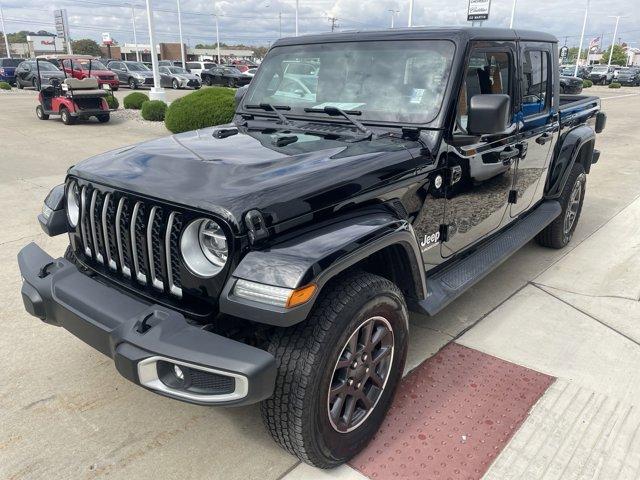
<box><xmin>100</xmin><ymin>43</ymin><xmax>255</xmax><ymax>63</ymax></box>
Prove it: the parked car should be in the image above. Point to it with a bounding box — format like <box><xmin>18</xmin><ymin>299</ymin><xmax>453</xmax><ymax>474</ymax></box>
<box><xmin>185</xmin><ymin>61</ymin><xmax>218</xmax><ymax>78</ymax></box>
<box><xmin>588</xmin><ymin>65</ymin><xmax>615</xmax><ymax>85</ymax></box>
<box><xmin>201</xmin><ymin>66</ymin><xmax>252</xmax><ymax>87</ymax></box>
<box><xmin>20</xmin><ymin>27</ymin><xmax>606</xmax><ymax>470</ymax></box>
<box><xmin>159</xmin><ymin>66</ymin><xmax>201</xmax><ymax>89</ymax></box>
<box><xmin>559</xmin><ymin>75</ymin><xmax>584</xmax><ymax>94</ymax></box>
<box><xmin>107</xmin><ymin>61</ymin><xmax>155</xmax><ymax>89</ymax></box>
<box><xmin>61</xmin><ymin>57</ymin><xmax>119</xmax><ymax>91</ymax></box>
<box><xmin>15</xmin><ymin>60</ymin><xmax>65</xmax><ymax>90</ymax></box>
<box><xmin>561</xmin><ymin>65</ymin><xmax>589</xmax><ymax>79</ymax></box>
<box><xmin>246</xmin><ymin>67</ymin><xmax>258</xmax><ymax>77</ymax></box>
<box><xmin>615</xmin><ymin>67</ymin><xmax>640</xmax><ymax>86</ymax></box>
<box><xmin>0</xmin><ymin>57</ymin><xmax>22</xmax><ymax>85</ymax></box>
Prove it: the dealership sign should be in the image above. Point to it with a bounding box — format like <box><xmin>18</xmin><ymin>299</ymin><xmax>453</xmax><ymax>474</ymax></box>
<box><xmin>54</xmin><ymin>9</ymin><xmax>70</xmax><ymax>41</ymax></box>
<box><xmin>26</xmin><ymin>35</ymin><xmax>65</xmax><ymax>52</ymax></box>
<box><xmin>102</xmin><ymin>32</ymin><xmax>113</xmax><ymax>46</ymax></box>
<box><xmin>467</xmin><ymin>0</ymin><xmax>491</xmax><ymax>21</ymax></box>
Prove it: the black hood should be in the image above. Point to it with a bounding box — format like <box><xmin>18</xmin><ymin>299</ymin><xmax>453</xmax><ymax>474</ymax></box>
<box><xmin>68</xmin><ymin>125</ymin><xmax>422</xmax><ymax>233</ymax></box>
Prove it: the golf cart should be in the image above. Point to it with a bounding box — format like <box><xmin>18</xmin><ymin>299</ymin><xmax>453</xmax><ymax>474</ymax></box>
<box><xmin>34</xmin><ymin>57</ymin><xmax>115</xmax><ymax>125</ymax></box>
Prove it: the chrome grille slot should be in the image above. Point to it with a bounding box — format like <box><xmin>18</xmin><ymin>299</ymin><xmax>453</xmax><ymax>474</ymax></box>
<box><xmin>72</xmin><ymin>182</ymin><xmax>189</xmax><ymax>300</ymax></box>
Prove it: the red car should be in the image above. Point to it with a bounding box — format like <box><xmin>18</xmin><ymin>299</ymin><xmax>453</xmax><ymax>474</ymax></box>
<box><xmin>60</xmin><ymin>56</ymin><xmax>120</xmax><ymax>91</ymax></box>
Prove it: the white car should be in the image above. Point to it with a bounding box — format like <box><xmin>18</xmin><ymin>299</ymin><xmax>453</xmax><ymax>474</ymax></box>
<box><xmin>185</xmin><ymin>61</ymin><xmax>218</xmax><ymax>78</ymax></box>
<box><xmin>246</xmin><ymin>68</ymin><xmax>258</xmax><ymax>77</ymax></box>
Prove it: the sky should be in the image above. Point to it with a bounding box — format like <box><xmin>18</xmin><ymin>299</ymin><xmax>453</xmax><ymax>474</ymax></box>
<box><xmin>1</xmin><ymin>0</ymin><xmax>639</xmax><ymax>49</ymax></box>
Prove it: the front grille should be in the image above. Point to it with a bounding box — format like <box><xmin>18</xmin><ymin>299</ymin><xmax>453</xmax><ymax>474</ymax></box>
<box><xmin>77</xmin><ymin>183</ymin><xmax>183</xmax><ymax>298</ymax></box>
<box><xmin>98</xmin><ymin>75</ymin><xmax>115</xmax><ymax>80</ymax></box>
<box><xmin>143</xmin><ymin>78</ymin><xmax>154</xmax><ymax>84</ymax></box>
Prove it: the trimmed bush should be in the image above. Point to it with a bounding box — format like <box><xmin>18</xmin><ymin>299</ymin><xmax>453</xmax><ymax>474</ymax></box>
<box><xmin>0</xmin><ymin>81</ymin><xmax>11</xmax><ymax>90</ymax></box>
<box><xmin>582</xmin><ymin>79</ymin><xmax>593</xmax><ymax>88</ymax></box>
<box><xmin>105</xmin><ymin>95</ymin><xmax>119</xmax><ymax>110</ymax></box>
<box><xmin>123</xmin><ymin>92</ymin><xmax>149</xmax><ymax>109</ymax></box>
<box><xmin>141</xmin><ymin>100</ymin><xmax>167</xmax><ymax>121</ymax></box>
<box><xmin>165</xmin><ymin>87</ymin><xmax>236</xmax><ymax>134</ymax></box>
<box><xmin>609</xmin><ymin>82</ymin><xmax>622</xmax><ymax>89</ymax></box>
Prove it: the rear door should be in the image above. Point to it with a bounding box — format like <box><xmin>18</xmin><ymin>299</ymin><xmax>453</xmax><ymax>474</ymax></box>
<box><xmin>510</xmin><ymin>42</ymin><xmax>556</xmax><ymax>217</ymax></box>
<box><xmin>442</xmin><ymin>42</ymin><xmax>520</xmax><ymax>258</ymax></box>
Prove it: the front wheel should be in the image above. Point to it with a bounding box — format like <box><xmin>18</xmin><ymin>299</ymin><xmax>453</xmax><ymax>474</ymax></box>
<box><xmin>172</xmin><ymin>79</ymin><xmax>179</xmax><ymax>90</ymax></box>
<box><xmin>60</xmin><ymin>107</ymin><xmax>76</xmax><ymax>125</ymax></box>
<box><xmin>536</xmin><ymin>163</ymin><xmax>586</xmax><ymax>249</ymax></box>
<box><xmin>128</xmin><ymin>78</ymin><xmax>137</xmax><ymax>90</ymax></box>
<box><xmin>36</xmin><ymin>105</ymin><xmax>49</xmax><ymax>120</ymax></box>
<box><xmin>261</xmin><ymin>271</ymin><xmax>408</xmax><ymax>468</ymax></box>
<box><xmin>203</xmin><ymin>76</ymin><xmax>213</xmax><ymax>86</ymax></box>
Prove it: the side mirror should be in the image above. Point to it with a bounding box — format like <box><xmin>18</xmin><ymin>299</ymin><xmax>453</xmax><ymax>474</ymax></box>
<box><xmin>235</xmin><ymin>85</ymin><xmax>249</xmax><ymax>109</ymax></box>
<box><xmin>467</xmin><ymin>94</ymin><xmax>512</xmax><ymax>136</ymax></box>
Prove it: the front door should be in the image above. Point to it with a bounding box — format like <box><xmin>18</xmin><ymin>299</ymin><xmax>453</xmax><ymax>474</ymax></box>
<box><xmin>442</xmin><ymin>43</ymin><xmax>520</xmax><ymax>258</ymax></box>
<box><xmin>510</xmin><ymin>43</ymin><xmax>556</xmax><ymax>217</ymax></box>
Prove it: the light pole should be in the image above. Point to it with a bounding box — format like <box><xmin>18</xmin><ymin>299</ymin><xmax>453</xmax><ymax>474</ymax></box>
<box><xmin>214</xmin><ymin>12</ymin><xmax>221</xmax><ymax>64</ymax></box>
<box><xmin>388</xmin><ymin>9</ymin><xmax>399</xmax><ymax>28</ymax></box>
<box><xmin>176</xmin><ymin>0</ymin><xmax>186</xmax><ymax>68</ymax></box>
<box><xmin>408</xmin><ymin>0</ymin><xmax>414</xmax><ymax>27</ymax></box>
<box><xmin>0</xmin><ymin>4</ymin><xmax>10</xmax><ymax>59</ymax></box>
<box><xmin>574</xmin><ymin>0</ymin><xmax>589</xmax><ymax>78</ymax></box>
<box><xmin>607</xmin><ymin>16</ymin><xmax>626</xmax><ymax>67</ymax></box>
<box><xmin>509</xmin><ymin>0</ymin><xmax>517</xmax><ymax>28</ymax></box>
<box><xmin>144</xmin><ymin>0</ymin><xmax>165</xmax><ymax>101</ymax></box>
<box><xmin>295</xmin><ymin>0</ymin><xmax>299</xmax><ymax>36</ymax></box>
<box><xmin>126</xmin><ymin>3</ymin><xmax>140</xmax><ymax>62</ymax></box>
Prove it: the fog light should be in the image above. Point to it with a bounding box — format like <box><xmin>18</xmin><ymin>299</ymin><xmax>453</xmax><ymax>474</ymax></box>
<box><xmin>173</xmin><ymin>364</ymin><xmax>184</xmax><ymax>380</ymax></box>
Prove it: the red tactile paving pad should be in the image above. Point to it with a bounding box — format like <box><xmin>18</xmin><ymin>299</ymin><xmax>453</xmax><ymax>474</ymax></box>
<box><xmin>350</xmin><ymin>343</ymin><xmax>554</xmax><ymax>480</ymax></box>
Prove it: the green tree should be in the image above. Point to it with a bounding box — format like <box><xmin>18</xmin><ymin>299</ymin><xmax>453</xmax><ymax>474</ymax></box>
<box><xmin>567</xmin><ymin>46</ymin><xmax>587</xmax><ymax>63</ymax></box>
<box><xmin>600</xmin><ymin>44</ymin><xmax>627</xmax><ymax>66</ymax></box>
<box><xmin>71</xmin><ymin>39</ymin><xmax>103</xmax><ymax>56</ymax></box>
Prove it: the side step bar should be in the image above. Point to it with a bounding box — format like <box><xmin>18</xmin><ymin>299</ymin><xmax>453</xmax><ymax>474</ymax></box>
<box><xmin>418</xmin><ymin>200</ymin><xmax>562</xmax><ymax>316</ymax></box>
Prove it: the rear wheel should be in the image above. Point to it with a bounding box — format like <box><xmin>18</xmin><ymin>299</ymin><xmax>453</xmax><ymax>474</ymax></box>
<box><xmin>36</xmin><ymin>105</ymin><xmax>49</xmax><ymax>120</ymax></box>
<box><xmin>261</xmin><ymin>271</ymin><xmax>408</xmax><ymax>468</ymax></box>
<box><xmin>60</xmin><ymin>107</ymin><xmax>76</xmax><ymax>125</ymax></box>
<box><xmin>536</xmin><ymin>163</ymin><xmax>586</xmax><ymax>249</ymax></box>
<box><xmin>204</xmin><ymin>76</ymin><xmax>213</xmax><ymax>86</ymax></box>
<box><xmin>112</xmin><ymin>85</ymin><xmax>119</xmax><ymax>91</ymax></box>
<box><xmin>128</xmin><ymin>78</ymin><xmax>137</xmax><ymax>90</ymax></box>
<box><xmin>97</xmin><ymin>114</ymin><xmax>110</xmax><ymax>123</ymax></box>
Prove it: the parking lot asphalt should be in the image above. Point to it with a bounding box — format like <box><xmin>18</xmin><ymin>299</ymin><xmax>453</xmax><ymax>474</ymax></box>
<box><xmin>1</xmin><ymin>85</ymin><xmax>640</xmax><ymax>480</ymax></box>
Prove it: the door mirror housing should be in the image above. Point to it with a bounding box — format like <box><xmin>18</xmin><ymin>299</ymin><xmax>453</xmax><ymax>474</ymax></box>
<box><xmin>467</xmin><ymin>94</ymin><xmax>512</xmax><ymax>136</ymax></box>
<box><xmin>235</xmin><ymin>85</ymin><xmax>249</xmax><ymax>108</ymax></box>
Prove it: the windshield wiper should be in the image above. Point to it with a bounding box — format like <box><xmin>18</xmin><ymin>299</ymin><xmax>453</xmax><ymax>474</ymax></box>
<box><xmin>245</xmin><ymin>103</ymin><xmax>293</xmax><ymax>126</ymax></box>
<box><xmin>303</xmin><ymin>106</ymin><xmax>373</xmax><ymax>139</ymax></box>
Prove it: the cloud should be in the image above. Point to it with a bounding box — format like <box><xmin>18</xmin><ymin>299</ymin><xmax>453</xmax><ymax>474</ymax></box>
<box><xmin>2</xmin><ymin>0</ymin><xmax>639</xmax><ymax>48</ymax></box>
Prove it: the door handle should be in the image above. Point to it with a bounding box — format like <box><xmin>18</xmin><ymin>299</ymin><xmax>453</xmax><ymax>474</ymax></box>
<box><xmin>499</xmin><ymin>147</ymin><xmax>519</xmax><ymax>164</ymax></box>
<box><xmin>536</xmin><ymin>133</ymin><xmax>552</xmax><ymax>145</ymax></box>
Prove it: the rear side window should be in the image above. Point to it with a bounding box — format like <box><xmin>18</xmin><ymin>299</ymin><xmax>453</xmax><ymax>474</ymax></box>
<box><xmin>1</xmin><ymin>58</ymin><xmax>22</xmax><ymax>67</ymax></box>
<box><xmin>522</xmin><ymin>50</ymin><xmax>550</xmax><ymax>116</ymax></box>
<box><xmin>186</xmin><ymin>62</ymin><xmax>199</xmax><ymax>70</ymax></box>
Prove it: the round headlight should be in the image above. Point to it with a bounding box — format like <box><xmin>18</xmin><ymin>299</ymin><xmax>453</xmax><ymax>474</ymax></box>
<box><xmin>180</xmin><ymin>218</ymin><xmax>228</xmax><ymax>277</ymax></box>
<box><xmin>66</xmin><ymin>182</ymin><xmax>80</xmax><ymax>228</ymax></box>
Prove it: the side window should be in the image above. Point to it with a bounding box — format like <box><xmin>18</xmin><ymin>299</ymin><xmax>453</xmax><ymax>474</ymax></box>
<box><xmin>186</xmin><ymin>62</ymin><xmax>198</xmax><ymax>70</ymax></box>
<box><xmin>456</xmin><ymin>50</ymin><xmax>512</xmax><ymax>133</ymax></box>
<box><xmin>522</xmin><ymin>50</ymin><xmax>550</xmax><ymax>116</ymax></box>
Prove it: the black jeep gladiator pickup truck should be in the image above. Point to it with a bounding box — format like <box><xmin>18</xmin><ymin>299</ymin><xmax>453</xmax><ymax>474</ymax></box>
<box><xmin>19</xmin><ymin>28</ymin><xmax>605</xmax><ymax>468</ymax></box>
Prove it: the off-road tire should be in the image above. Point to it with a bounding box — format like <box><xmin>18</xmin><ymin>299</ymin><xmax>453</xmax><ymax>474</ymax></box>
<box><xmin>36</xmin><ymin>105</ymin><xmax>49</xmax><ymax>120</ymax></box>
<box><xmin>536</xmin><ymin>163</ymin><xmax>586</xmax><ymax>249</ymax></box>
<box><xmin>60</xmin><ymin>107</ymin><xmax>76</xmax><ymax>125</ymax></box>
<box><xmin>261</xmin><ymin>271</ymin><xmax>408</xmax><ymax>468</ymax></box>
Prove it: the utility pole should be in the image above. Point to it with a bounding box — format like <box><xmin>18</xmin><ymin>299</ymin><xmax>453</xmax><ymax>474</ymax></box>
<box><xmin>607</xmin><ymin>15</ymin><xmax>625</xmax><ymax>67</ymax></box>
<box><xmin>388</xmin><ymin>9</ymin><xmax>399</xmax><ymax>28</ymax></box>
<box><xmin>215</xmin><ymin>12</ymin><xmax>221</xmax><ymax>64</ymax></box>
<box><xmin>144</xmin><ymin>0</ymin><xmax>165</xmax><ymax>101</ymax></box>
<box><xmin>408</xmin><ymin>0</ymin><xmax>414</xmax><ymax>27</ymax></box>
<box><xmin>128</xmin><ymin>4</ymin><xmax>140</xmax><ymax>62</ymax></box>
<box><xmin>0</xmin><ymin>4</ymin><xmax>10</xmax><ymax>59</ymax></box>
<box><xmin>574</xmin><ymin>0</ymin><xmax>589</xmax><ymax>78</ymax></box>
<box><xmin>329</xmin><ymin>17</ymin><xmax>338</xmax><ymax>32</ymax></box>
<box><xmin>177</xmin><ymin>0</ymin><xmax>186</xmax><ymax>68</ymax></box>
<box><xmin>295</xmin><ymin>0</ymin><xmax>299</xmax><ymax>36</ymax></box>
<box><xmin>509</xmin><ymin>0</ymin><xmax>517</xmax><ymax>28</ymax></box>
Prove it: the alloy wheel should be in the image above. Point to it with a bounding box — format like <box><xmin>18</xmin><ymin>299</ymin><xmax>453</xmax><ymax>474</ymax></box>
<box><xmin>327</xmin><ymin>316</ymin><xmax>394</xmax><ymax>433</ymax></box>
<box><xmin>563</xmin><ymin>174</ymin><xmax>584</xmax><ymax>240</ymax></box>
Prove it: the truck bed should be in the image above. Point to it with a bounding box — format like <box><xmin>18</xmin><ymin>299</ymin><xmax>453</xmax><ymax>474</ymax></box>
<box><xmin>559</xmin><ymin>94</ymin><xmax>600</xmax><ymax>126</ymax></box>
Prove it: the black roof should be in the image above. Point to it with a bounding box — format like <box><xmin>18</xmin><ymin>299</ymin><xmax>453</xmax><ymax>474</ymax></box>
<box><xmin>273</xmin><ymin>27</ymin><xmax>557</xmax><ymax>47</ymax></box>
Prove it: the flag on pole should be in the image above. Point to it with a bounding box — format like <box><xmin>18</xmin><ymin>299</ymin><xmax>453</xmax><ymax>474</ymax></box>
<box><xmin>588</xmin><ymin>36</ymin><xmax>600</xmax><ymax>53</ymax></box>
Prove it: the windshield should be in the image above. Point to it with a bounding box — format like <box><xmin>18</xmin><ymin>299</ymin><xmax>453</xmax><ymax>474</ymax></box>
<box><xmin>1</xmin><ymin>58</ymin><xmax>22</xmax><ymax>67</ymax></box>
<box><xmin>225</xmin><ymin>67</ymin><xmax>242</xmax><ymax>75</ymax></box>
<box><xmin>244</xmin><ymin>40</ymin><xmax>455</xmax><ymax>124</ymax></box>
<box><xmin>127</xmin><ymin>63</ymin><xmax>149</xmax><ymax>71</ymax></box>
<box><xmin>36</xmin><ymin>61</ymin><xmax>60</xmax><ymax>72</ymax></box>
<box><xmin>204</xmin><ymin>63</ymin><xmax>216</xmax><ymax>70</ymax></box>
<box><xmin>79</xmin><ymin>60</ymin><xmax>107</xmax><ymax>70</ymax></box>
<box><xmin>169</xmin><ymin>67</ymin><xmax>187</xmax><ymax>74</ymax></box>
<box><xmin>592</xmin><ymin>67</ymin><xmax>608</xmax><ymax>73</ymax></box>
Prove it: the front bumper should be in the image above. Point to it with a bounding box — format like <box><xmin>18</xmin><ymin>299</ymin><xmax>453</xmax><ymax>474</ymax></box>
<box><xmin>17</xmin><ymin>242</ymin><xmax>276</xmax><ymax>406</ymax></box>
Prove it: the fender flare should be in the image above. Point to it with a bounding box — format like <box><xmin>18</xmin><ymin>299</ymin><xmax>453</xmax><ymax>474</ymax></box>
<box><xmin>545</xmin><ymin>125</ymin><xmax>595</xmax><ymax>199</ymax></box>
<box><xmin>219</xmin><ymin>210</ymin><xmax>426</xmax><ymax>327</ymax></box>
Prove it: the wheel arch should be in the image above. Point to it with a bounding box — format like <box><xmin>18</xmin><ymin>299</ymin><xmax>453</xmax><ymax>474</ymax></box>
<box><xmin>545</xmin><ymin>125</ymin><xmax>596</xmax><ymax>199</ymax></box>
<box><xmin>219</xmin><ymin>210</ymin><xmax>426</xmax><ymax>327</ymax></box>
